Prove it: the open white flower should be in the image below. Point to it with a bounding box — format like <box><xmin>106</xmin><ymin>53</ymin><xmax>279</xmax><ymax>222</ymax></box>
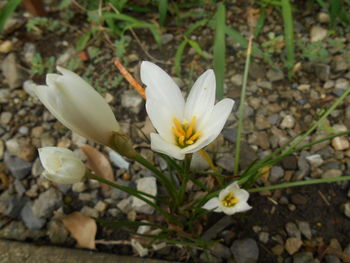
<box><xmin>34</xmin><ymin>66</ymin><xmax>120</xmax><ymax>145</ymax></box>
<box><xmin>141</xmin><ymin>61</ymin><xmax>234</xmax><ymax>160</ymax></box>
<box><xmin>38</xmin><ymin>147</ymin><xmax>86</xmax><ymax>184</ymax></box>
<box><xmin>202</xmin><ymin>182</ymin><xmax>251</xmax><ymax>215</ymax></box>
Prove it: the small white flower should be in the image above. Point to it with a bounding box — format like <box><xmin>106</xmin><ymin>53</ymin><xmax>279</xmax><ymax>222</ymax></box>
<box><xmin>38</xmin><ymin>147</ymin><xmax>86</xmax><ymax>184</ymax></box>
<box><xmin>202</xmin><ymin>182</ymin><xmax>251</xmax><ymax>215</ymax></box>
<box><xmin>34</xmin><ymin>66</ymin><xmax>120</xmax><ymax>145</ymax></box>
<box><xmin>141</xmin><ymin>61</ymin><xmax>234</xmax><ymax>160</ymax></box>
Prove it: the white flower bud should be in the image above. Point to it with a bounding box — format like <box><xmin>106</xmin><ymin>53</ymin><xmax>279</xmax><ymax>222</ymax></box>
<box><xmin>38</xmin><ymin>147</ymin><xmax>86</xmax><ymax>184</ymax></box>
<box><xmin>34</xmin><ymin>66</ymin><xmax>120</xmax><ymax>145</ymax></box>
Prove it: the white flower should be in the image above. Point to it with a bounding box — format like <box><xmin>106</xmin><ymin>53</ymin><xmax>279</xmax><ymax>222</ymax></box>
<box><xmin>38</xmin><ymin>147</ymin><xmax>86</xmax><ymax>184</ymax></box>
<box><xmin>202</xmin><ymin>182</ymin><xmax>251</xmax><ymax>215</ymax></box>
<box><xmin>141</xmin><ymin>61</ymin><xmax>234</xmax><ymax>160</ymax></box>
<box><xmin>34</xmin><ymin>66</ymin><xmax>120</xmax><ymax>145</ymax></box>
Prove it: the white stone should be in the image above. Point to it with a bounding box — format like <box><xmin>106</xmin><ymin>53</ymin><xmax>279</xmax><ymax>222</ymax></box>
<box><xmin>310</xmin><ymin>26</ymin><xmax>327</xmax><ymax>42</ymax></box>
<box><xmin>305</xmin><ymin>154</ymin><xmax>323</xmax><ymax>167</ymax></box>
<box><xmin>132</xmin><ymin>177</ymin><xmax>157</xmax><ymax>214</ymax></box>
<box><xmin>109</xmin><ymin>151</ymin><xmax>130</xmax><ymax>170</ymax></box>
<box><xmin>280</xmin><ymin>115</ymin><xmax>295</xmax><ymax>129</ymax></box>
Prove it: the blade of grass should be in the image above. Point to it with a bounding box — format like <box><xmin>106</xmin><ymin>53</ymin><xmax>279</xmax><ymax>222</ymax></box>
<box><xmin>158</xmin><ymin>0</ymin><xmax>168</xmax><ymax>26</ymax></box>
<box><xmin>281</xmin><ymin>0</ymin><xmax>295</xmax><ymax>79</ymax></box>
<box><xmin>175</xmin><ymin>39</ymin><xmax>188</xmax><ymax>76</ymax></box>
<box><xmin>188</xmin><ymin>39</ymin><xmax>211</xmax><ymax>59</ymax></box>
<box><xmin>254</xmin><ymin>6</ymin><xmax>266</xmax><ymax>38</ymax></box>
<box><xmin>234</xmin><ymin>35</ymin><xmax>253</xmax><ymax>177</ymax></box>
<box><xmin>213</xmin><ymin>2</ymin><xmax>226</xmax><ymax>99</ymax></box>
<box><xmin>0</xmin><ymin>0</ymin><xmax>22</xmax><ymax>33</ymax></box>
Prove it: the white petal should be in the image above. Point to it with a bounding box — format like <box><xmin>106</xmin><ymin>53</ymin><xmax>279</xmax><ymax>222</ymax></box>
<box><xmin>232</xmin><ymin>187</ymin><xmax>250</xmax><ymax>203</ymax></box>
<box><xmin>221</xmin><ymin>202</ymin><xmax>251</xmax><ymax>215</ymax></box>
<box><xmin>184</xmin><ymin>69</ymin><xmax>216</xmax><ymax>128</ymax></box>
<box><xmin>34</xmin><ymin>67</ymin><xmax>120</xmax><ymax>145</ymax></box>
<box><xmin>202</xmin><ymin>197</ymin><xmax>221</xmax><ymax>212</ymax></box>
<box><xmin>199</xmin><ymin>98</ymin><xmax>234</xmax><ymax>141</ymax></box>
<box><xmin>146</xmin><ymin>98</ymin><xmax>175</xmax><ymax>143</ymax></box>
<box><xmin>141</xmin><ymin>61</ymin><xmax>185</xmax><ymax>120</ymax></box>
<box><xmin>150</xmin><ymin>133</ymin><xmax>185</xmax><ymax>160</ymax></box>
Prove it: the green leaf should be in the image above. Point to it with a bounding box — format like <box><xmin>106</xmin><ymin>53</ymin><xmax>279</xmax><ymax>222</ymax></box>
<box><xmin>188</xmin><ymin>39</ymin><xmax>211</xmax><ymax>59</ymax></box>
<box><xmin>0</xmin><ymin>0</ymin><xmax>22</xmax><ymax>33</ymax></box>
<box><xmin>158</xmin><ymin>0</ymin><xmax>168</xmax><ymax>26</ymax></box>
<box><xmin>76</xmin><ymin>31</ymin><xmax>92</xmax><ymax>51</ymax></box>
<box><xmin>175</xmin><ymin>39</ymin><xmax>188</xmax><ymax>76</ymax></box>
<box><xmin>281</xmin><ymin>0</ymin><xmax>295</xmax><ymax>79</ymax></box>
<box><xmin>213</xmin><ymin>2</ymin><xmax>226</xmax><ymax>99</ymax></box>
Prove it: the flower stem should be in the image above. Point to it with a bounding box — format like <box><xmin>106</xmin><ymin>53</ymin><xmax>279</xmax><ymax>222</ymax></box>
<box><xmin>248</xmin><ymin>175</ymin><xmax>350</xmax><ymax>193</ymax></box>
<box><xmin>178</xmin><ymin>154</ymin><xmax>192</xmax><ymax>206</ymax></box>
<box><xmin>234</xmin><ymin>34</ymin><xmax>253</xmax><ymax>177</ymax></box>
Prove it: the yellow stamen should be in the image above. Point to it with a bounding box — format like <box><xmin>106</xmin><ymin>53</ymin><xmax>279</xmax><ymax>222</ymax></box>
<box><xmin>173</xmin><ymin>118</ymin><xmax>185</xmax><ymax>136</ymax></box>
<box><xmin>186</xmin><ymin>140</ymin><xmax>194</xmax><ymax>145</ymax></box>
<box><xmin>178</xmin><ymin>136</ymin><xmax>185</xmax><ymax>146</ymax></box>
<box><xmin>172</xmin><ymin>127</ymin><xmax>183</xmax><ymax>138</ymax></box>
<box><xmin>221</xmin><ymin>193</ymin><xmax>238</xmax><ymax>207</ymax></box>
<box><xmin>186</xmin><ymin>116</ymin><xmax>196</xmax><ymax>138</ymax></box>
<box><xmin>189</xmin><ymin>131</ymin><xmax>201</xmax><ymax>141</ymax></box>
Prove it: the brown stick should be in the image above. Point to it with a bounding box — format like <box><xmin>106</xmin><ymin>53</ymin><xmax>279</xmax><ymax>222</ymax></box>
<box><xmin>23</xmin><ymin>0</ymin><xmax>47</xmax><ymax>17</ymax></box>
<box><xmin>113</xmin><ymin>59</ymin><xmax>146</xmax><ymax>99</ymax></box>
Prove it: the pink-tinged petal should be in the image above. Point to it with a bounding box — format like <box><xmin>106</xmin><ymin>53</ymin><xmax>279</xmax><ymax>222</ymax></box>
<box><xmin>150</xmin><ymin>133</ymin><xmax>184</xmax><ymax>160</ymax></box>
<box><xmin>141</xmin><ymin>61</ymin><xmax>185</xmax><ymax>120</ymax></box>
<box><xmin>202</xmin><ymin>197</ymin><xmax>221</xmax><ymax>212</ymax></box>
<box><xmin>184</xmin><ymin>69</ymin><xmax>216</xmax><ymax>128</ymax></box>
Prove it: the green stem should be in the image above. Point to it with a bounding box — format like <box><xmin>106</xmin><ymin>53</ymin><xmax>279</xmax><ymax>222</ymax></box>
<box><xmin>249</xmin><ymin>175</ymin><xmax>350</xmax><ymax>193</ymax></box>
<box><xmin>234</xmin><ymin>35</ymin><xmax>253</xmax><ymax>176</ymax></box>
<box><xmin>178</xmin><ymin>154</ymin><xmax>192</xmax><ymax>206</ymax></box>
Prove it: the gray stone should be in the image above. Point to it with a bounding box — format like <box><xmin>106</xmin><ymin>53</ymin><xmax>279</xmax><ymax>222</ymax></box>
<box><xmin>23</xmin><ymin>43</ymin><xmax>36</xmax><ymax>64</ymax></box>
<box><xmin>20</xmin><ymin>201</ymin><xmax>46</xmax><ymax>230</ymax></box>
<box><xmin>293</xmin><ymin>252</ymin><xmax>314</xmax><ymax>263</ymax></box>
<box><xmin>72</xmin><ymin>182</ymin><xmax>87</xmax><ymax>193</ymax></box>
<box><xmin>231</xmin><ymin>74</ymin><xmax>243</xmax><ymax>86</ymax></box>
<box><xmin>160</xmin><ymin>33</ymin><xmax>174</xmax><ymax>45</ymax></box>
<box><xmin>0</xmin><ymin>191</ymin><xmax>27</xmax><ymax>219</ymax></box>
<box><xmin>132</xmin><ymin>177</ymin><xmax>157</xmax><ymax>214</ymax></box>
<box><xmin>285</xmin><ymin>222</ymin><xmax>301</xmax><ymax>238</ymax></box>
<box><xmin>216</xmin><ymin>153</ymin><xmax>235</xmax><ymax>171</ymax></box>
<box><xmin>14</xmin><ymin>179</ymin><xmax>26</xmax><ymax>197</ymax></box>
<box><xmin>109</xmin><ymin>151</ymin><xmax>130</xmax><ymax>170</ymax></box>
<box><xmin>310</xmin><ymin>26</ymin><xmax>327</xmax><ymax>42</ymax></box>
<box><xmin>32</xmin><ymin>188</ymin><xmax>62</xmax><ymax>219</ymax></box>
<box><xmin>1</xmin><ymin>53</ymin><xmax>25</xmax><ymax>89</ymax></box>
<box><xmin>280</xmin><ymin>115</ymin><xmax>296</xmax><ymax>129</ymax></box>
<box><xmin>255</xmin><ymin>115</ymin><xmax>271</xmax><ymax>130</ymax></box>
<box><xmin>343</xmin><ymin>202</ymin><xmax>350</xmax><ymax>218</ymax></box>
<box><xmin>4</xmin><ymin>153</ymin><xmax>32</xmax><ymax>179</ymax></box>
<box><xmin>0</xmin><ymin>112</ymin><xmax>12</xmax><ymax>125</ymax></box>
<box><xmin>324</xmin><ymin>255</ymin><xmax>340</xmax><ymax>263</ymax></box>
<box><xmin>0</xmin><ymin>89</ymin><xmax>11</xmax><ymax>103</ymax></box>
<box><xmin>210</xmin><ymin>243</ymin><xmax>232</xmax><ymax>259</ymax></box>
<box><xmin>231</xmin><ymin>238</ymin><xmax>259</xmax><ymax>263</ymax></box>
<box><xmin>270</xmin><ymin>166</ymin><xmax>284</xmax><ymax>183</ymax></box>
<box><xmin>0</xmin><ymin>221</ymin><xmax>29</xmax><ymax>241</ymax></box>
<box><xmin>80</xmin><ymin>206</ymin><xmax>99</xmax><ymax>218</ymax></box>
<box><xmin>222</xmin><ymin>128</ymin><xmax>236</xmax><ymax>143</ymax></box>
<box><xmin>32</xmin><ymin>157</ymin><xmax>44</xmax><ymax>177</ymax></box>
<box><xmin>297</xmin><ymin>221</ymin><xmax>312</xmax><ymax>240</ymax></box>
<box><xmin>47</xmin><ymin>219</ymin><xmax>69</xmax><ymax>244</ymax></box>
<box><xmin>313</xmin><ymin>63</ymin><xmax>330</xmax><ymax>81</ymax></box>
<box><xmin>322</xmin><ymin>169</ymin><xmax>342</xmax><ymax>179</ymax></box>
<box><xmin>258</xmin><ymin>232</ymin><xmax>269</xmax><ymax>244</ymax></box>
<box><xmin>121</xmin><ymin>89</ymin><xmax>144</xmax><ymax>114</ymax></box>
<box><xmin>305</xmin><ymin>154</ymin><xmax>323</xmax><ymax>167</ymax></box>
<box><xmin>0</xmin><ymin>139</ymin><xmax>4</xmax><ymax>160</ymax></box>
<box><xmin>266</xmin><ymin>69</ymin><xmax>284</xmax><ymax>82</ymax></box>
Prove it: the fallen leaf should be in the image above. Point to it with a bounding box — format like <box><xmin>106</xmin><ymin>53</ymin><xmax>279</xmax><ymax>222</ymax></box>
<box><xmin>80</xmin><ymin>144</ymin><xmax>114</xmax><ymax>191</ymax></box>
<box><xmin>62</xmin><ymin>211</ymin><xmax>97</xmax><ymax>250</ymax></box>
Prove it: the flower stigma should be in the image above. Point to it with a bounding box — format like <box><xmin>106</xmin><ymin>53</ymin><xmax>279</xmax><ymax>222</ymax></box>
<box><xmin>172</xmin><ymin>116</ymin><xmax>201</xmax><ymax>148</ymax></box>
<box><xmin>221</xmin><ymin>192</ymin><xmax>238</xmax><ymax>207</ymax></box>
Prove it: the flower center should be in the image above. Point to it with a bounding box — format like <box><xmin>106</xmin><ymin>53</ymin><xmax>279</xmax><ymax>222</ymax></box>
<box><xmin>221</xmin><ymin>193</ymin><xmax>238</xmax><ymax>207</ymax></box>
<box><xmin>172</xmin><ymin>116</ymin><xmax>201</xmax><ymax>148</ymax></box>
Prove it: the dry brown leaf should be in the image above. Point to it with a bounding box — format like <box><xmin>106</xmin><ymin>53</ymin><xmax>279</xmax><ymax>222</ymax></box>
<box><xmin>62</xmin><ymin>211</ymin><xmax>97</xmax><ymax>250</ymax></box>
<box><xmin>80</xmin><ymin>144</ymin><xmax>114</xmax><ymax>191</ymax></box>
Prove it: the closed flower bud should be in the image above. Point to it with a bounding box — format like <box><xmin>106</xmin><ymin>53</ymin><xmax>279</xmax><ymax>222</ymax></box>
<box><xmin>34</xmin><ymin>66</ymin><xmax>120</xmax><ymax>145</ymax></box>
<box><xmin>38</xmin><ymin>147</ymin><xmax>86</xmax><ymax>184</ymax></box>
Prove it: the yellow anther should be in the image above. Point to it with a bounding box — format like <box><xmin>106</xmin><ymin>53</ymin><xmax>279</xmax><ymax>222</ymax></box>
<box><xmin>189</xmin><ymin>131</ymin><xmax>201</xmax><ymax>141</ymax></box>
<box><xmin>178</xmin><ymin>136</ymin><xmax>185</xmax><ymax>146</ymax></box>
<box><xmin>221</xmin><ymin>193</ymin><xmax>238</xmax><ymax>207</ymax></box>
<box><xmin>172</xmin><ymin>127</ymin><xmax>183</xmax><ymax>138</ymax></box>
<box><xmin>186</xmin><ymin>116</ymin><xmax>196</xmax><ymax>138</ymax></box>
<box><xmin>173</xmin><ymin>118</ymin><xmax>185</xmax><ymax>136</ymax></box>
<box><xmin>186</xmin><ymin>140</ymin><xmax>194</xmax><ymax>145</ymax></box>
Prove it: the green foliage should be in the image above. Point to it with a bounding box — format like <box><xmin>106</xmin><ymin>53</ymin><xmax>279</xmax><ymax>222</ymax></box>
<box><xmin>315</xmin><ymin>0</ymin><xmax>350</xmax><ymax>27</ymax></box>
<box><xmin>0</xmin><ymin>0</ymin><xmax>21</xmax><ymax>33</ymax></box>
<box><xmin>281</xmin><ymin>0</ymin><xmax>295</xmax><ymax>79</ymax></box>
<box><xmin>31</xmin><ymin>53</ymin><xmax>56</xmax><ymax>75</ymax></box>
<box><xmin>158</xmin><ymin>0</ymin><xmax>168</xmax><ymax>26</ymax></box>
<box><xmin>213</xmin><ymin>2</ymin><xmax>226</xmax><ymax>99</ymax></box>
<box><xmin>26</xmin><ymin>17</ymin><xmax>63</xmax><ymax>33</ymax></box>
<box><xmin>299</xmin><ymin>40</ymin><xmax>330</xmax><ymax>62</ymax></box>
